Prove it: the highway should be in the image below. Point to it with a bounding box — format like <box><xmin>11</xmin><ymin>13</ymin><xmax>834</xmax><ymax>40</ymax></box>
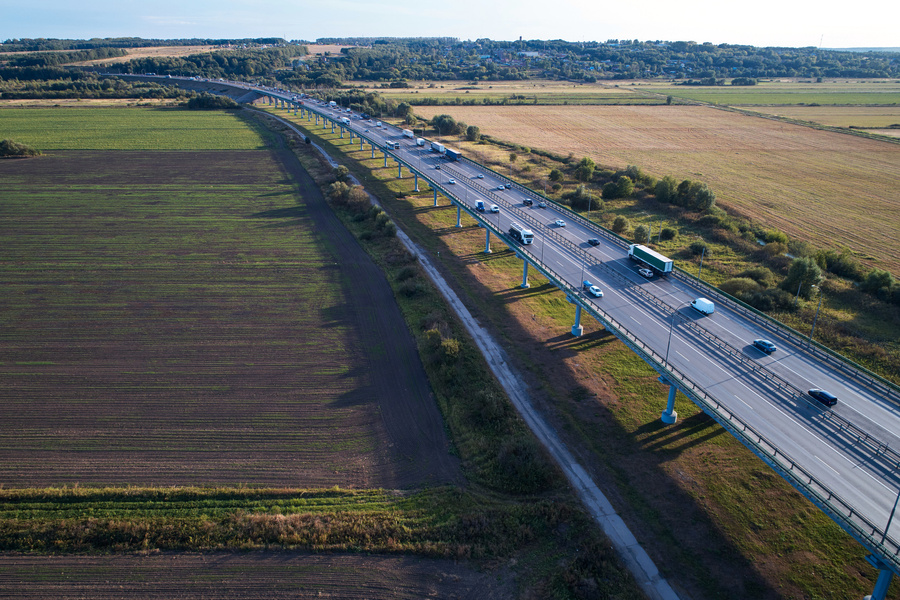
<box><xmin>297</xmin><ymin>97</ymin><xmax>900</xmax><ymax>566</ymax></box>
<box><xmin>116</xmin><ymin>76</ymin><xmax>900</xmax><ymax>578</ymax></box>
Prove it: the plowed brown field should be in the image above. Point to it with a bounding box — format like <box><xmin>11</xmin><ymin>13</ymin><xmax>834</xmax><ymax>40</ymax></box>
<box><xmin>0</xmin><ymin>145</ymin><xmax>458</xmax><ymax>488</ymax></box>
<box><xmin>0</xmin><ymin>553</ymin><xmax>512</xmax><ymax>599</ymax></box>
<box><xmin>415</xmin><ymin>105</ymin><xmax>900</xmax><ymax>273</ymax></box>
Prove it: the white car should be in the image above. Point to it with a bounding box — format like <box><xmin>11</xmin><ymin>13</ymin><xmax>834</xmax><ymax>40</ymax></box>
<box><xmin>497</xmin><ymin>185</ymin><xmax>505</xmax><ymax>190</ymax></box>
<box><xmin>476</xmin><ymin>174</ymin><xmax>485</xmax><ymax>179</ymax></box>
<box><xmin>638</xmin><ymin>268</ymin><xmax>653</xmax><ymax>278</ymax></box>
<box><xmin>448</xmin><ymin>179</ymin><xmax>456</xmax><ymax>184</ymax></box>
<box><xmin>587</xmin><ymin>286</ymin><xmax>603</xmax><ymax>298</ymax></box>
<box><xmin>490</xmin><ymin>205</ymin><xmax>500</xmax><ymax>213</ymax></box>
<box><xmin>555</xmin><ymin>219</ymin><xmax>566</xmax><ymax>227</ymax></box>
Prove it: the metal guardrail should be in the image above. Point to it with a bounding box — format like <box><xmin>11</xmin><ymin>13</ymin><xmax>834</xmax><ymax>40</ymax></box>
<box><xmin>267</xmin><ymin>94</ymin><xmax>900</xmax><ymax>575</ymax></box>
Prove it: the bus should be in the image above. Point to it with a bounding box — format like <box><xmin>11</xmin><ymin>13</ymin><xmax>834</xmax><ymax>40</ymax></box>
<box><xmin>508</xmin><ymin>223</ymin><xmax>534</xmax><ymax>245</ymax></box>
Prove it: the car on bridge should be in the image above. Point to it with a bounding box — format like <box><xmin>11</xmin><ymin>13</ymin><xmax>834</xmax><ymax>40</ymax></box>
<box><xmin>587</xmin><ymin>285</ymin><xmax>603</xmax><ymax>298</ymax></box>
<box><xmin>638</xmin><ymin>268</ymin><xmax>654</xmax><ymax>278</ymax></box>
<box><xmin>753</xmin><ymin>339</ymin><xmax>777</xmax><ymax>354</ymax></box>
<box><xmin>448</xmin><ymin>179</ymin><xmax>456</xmax><ymax>184</ymax></box>
<box><xmin>497</xmin><ymin>185</ymin><xmax>505</xmax><ymax>190</ymax></box>
<box><xmin>808</xmin><ymin>388</ymin><xmax>838</xmax><ymax>407</ymax></box>
<box><xmin>476</xmin><ymin>174</ymin><xmax>484</xmax><ymax>179</ymax></box>
<box><xmin>490</xmin><ymin>205</ymin><xmax>500</xmax><ymax>213</ymax></box>
<box><xmin>555</xmin><ymin>219</ymin><xmax>566</xmax><ymax>227</ymax></box>
<box><xmin>524</xmin><ymin>199</ymin><xmax>533</xmax><ymax>206</ymax></box>
<box><xmin>538</xmin><ymin>201</ymin><xmax>547</xmax><ymax>208</ymax></box>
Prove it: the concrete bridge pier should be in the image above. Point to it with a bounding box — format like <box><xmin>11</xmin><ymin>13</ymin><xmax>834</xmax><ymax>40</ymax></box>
<box><xmin>658</xmin><ymin>376</ymin><xmax>678</xmax><ymax>424</ymax></box>
<box><xmin>360</xmin><ymin>137</ymin><xmax>364</xmax><ymax>150</ymax></box>
<box><xmin>567</xmin><ymin>295</ymin><xmax>583</xmax><ymax>337</ymax></box>
<box><xmin>484</xmin><ymin>226</ymin><xmax>492</xmax><ymax>254</ymax></box>
<box><xmin>433</xmin><ymin>189</ymin><xmax>438</xmax><ymax>207</ymax></box>
<box><xmin>518</xmin><ymin>255</ymin><xmax>530</xmax><ymax>288</ymax></box>
<box><xmin>371</xmin><ymin>146</ymin><xmax>375</xmax><ymax>158</ymax></box>
<box><xmin>414</xmin><ymin>173</ymin><xmax>419</xmax><ymax>192</ymax></box>
<box><xmin>864</xmin><ymin>556</ymin><xmax>894</xmax><ymax>600</ymax></box>
<box><xmin>340</xmin><ymin>127</ymin><xmax>344</xmax><ymax>139</ymax></box>
<box><xmin>456</xmin><ymin>204</ymin><xmax>462</xmax><ymax>227</ymax></box>
<box><xmin>383</xmin><ymin>152</ymin><xmax>388</xmax><ymax>167</ymax></box>
<box><xmin>397</xmin><ymin>163</ymin><xmax>402</xmax><ymax>178</ymax></box>
<box><xmin>331</xmin><ymin>121</ymin><xmax>335</xmax><ymax>133</ymax></box>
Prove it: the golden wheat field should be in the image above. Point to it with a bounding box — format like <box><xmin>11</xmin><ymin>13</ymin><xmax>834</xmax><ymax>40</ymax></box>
<box><xmin>415</xmin><ymin>105</ymin><xmax>900</xmax><ymax>274</ymax></box>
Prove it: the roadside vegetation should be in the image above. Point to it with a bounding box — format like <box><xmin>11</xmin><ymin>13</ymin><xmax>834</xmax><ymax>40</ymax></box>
<box><xmin>265</xmin><ymin>102</ymin><xmax>896</xmax><ymax>598</ymax></box>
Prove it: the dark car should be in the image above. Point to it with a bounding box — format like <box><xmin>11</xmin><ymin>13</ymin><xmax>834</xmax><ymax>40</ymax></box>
<box><xmin>523</xmin><ymin>199</ymin><xmax>534</xmax><ymax>206</ymax></box>
<box><xmin>808</xmin><ymin>389</ymin><xmax>838</xmax><ymax>407</ymax></box>
<box><xmin>588</xmin><ymin>238</ymin><xmax>601</xmax><ymax>246</ymax></box>
<box><xmin>753</xmin><ymin>339</ymin><xmax>777</xmax><ymax>354</ymax></box>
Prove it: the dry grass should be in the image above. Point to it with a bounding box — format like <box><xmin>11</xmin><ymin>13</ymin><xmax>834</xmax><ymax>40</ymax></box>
<box><xmin>303</xmin><ymin>44</ymin><xmax>355</xmax><ymax>57</ymax></box>
<box><xmin>745</xmin><ymin>106</ymin><xmax>900</xmax><ymax>127</ymax></box>
<box><xmin>414</xmin><ymin>104</ymin><xmax>900</xmax><ymax>274</ymax></box>
<box><xmin>69</xmin><ymin>45</ymin><xmax>220</xmax><ymax>66</ymax></box>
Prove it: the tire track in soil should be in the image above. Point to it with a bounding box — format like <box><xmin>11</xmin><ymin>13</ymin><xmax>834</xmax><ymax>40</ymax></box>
<box><xmin>267</xmin><ymin>134</ymin><xmax>461</xmax><ymax>489</ymax></box>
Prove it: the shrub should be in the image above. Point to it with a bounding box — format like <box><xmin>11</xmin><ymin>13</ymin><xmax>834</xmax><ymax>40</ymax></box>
<box><xmin>611</xmin><ymin>216</ymin><xmax>630</xmax><ymax>234</ymax></box>
<box><xmin>689</xmin><ymin>241</ymin><xmax>708</xmax><ymax>255</ymax></box>
<box><xmin>720</xmin><ymin>277</ymin><xmax>762</xmax><ymax>296</ymax></box>
<box><xmin>659</xmin><ymin>227</ymin><xmax>678</xmax><ymax>241</ymax></box>
<box><xmin>396</xmin><ymin>265</ymin><xmax>419</xmax><ymax>281</ymax></box>
<box><xmin>737</xmin><ymin>266</ymin><xmax>776</xmax><ymax>288</ymax></box>
<box><xmin>0</xmin><ymin>139</ymin><xmax>40</xmax><ymax>158</ymax></box>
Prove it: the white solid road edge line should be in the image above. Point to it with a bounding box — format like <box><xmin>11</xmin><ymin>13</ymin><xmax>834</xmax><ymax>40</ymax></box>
<box><xmin>274</xmin><ymin>111</ymin><xmax>681</xmax><ymax>600</ymax></box>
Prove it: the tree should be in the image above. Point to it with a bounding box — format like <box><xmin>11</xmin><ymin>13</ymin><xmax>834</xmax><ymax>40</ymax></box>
<box><xmin>861</xmin><ymin>269</ymin><xmax>895</xmax><ymax>300</ymax></box>
<box><xmin>633</xmin><ymin>224</ymin><xmax>650</xmax><ymax>243</ymax></box>
<box><xmin>781</xmin><ymin>257</ymin><xmax>824</xmax><ymax>299</ymax></box>
<box><xmin>430</xmin><ymin>114</ymin><xmax>458</xmax><ymax>135</ymax></box>
<box><xmin>509</xmin><ymin>152</ymin><xmax>518</xmax><ymax>162</ymax></box>
<box><xmin>395</xmin><ymin>101</ymin><xmax>412</xmax><ymax>119</ymax></box>
<box><xmin>655</xmin><ymin>175</ymin><xmax>677</xmax><ymax>203</ymax></box>
<box><xmin>465</xmin><ymin>125</ymin><xmax>480</xmax><ymax>141</ymax></box>
<box><xmin>616</xmin><ymin>175</ymin><xmax>634</xmax><ymax>198</ymax></box>
<box><xmin>573</xmin><ymin>157</ymin><xmax>595</xmax><ymax>182</ymax></box>
<box><xmin>548</xmin><ymin>168</ymin><xmax>563</xmax><ymax>182</ymax></box>
<box><xmin>602</xmin><ymin>181</ymin><xmax>619</xmax><ymax>200</ymax></box>
<box><xmin>692</xmin><ymin>184</ymin><xmax>716</xmax><ymax>211</ymax></box>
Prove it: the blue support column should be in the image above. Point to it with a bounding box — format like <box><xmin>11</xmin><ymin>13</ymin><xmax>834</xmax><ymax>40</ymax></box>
<box><xmin>383</xmin><ymin>152</ymin><xmax>388</xmax><ymax>167</ymax></box>
<box><xmin>658</xmin><ymin>376</ymin><xmax>678</xmax><ymax>424</ymax></box>
<box><xmin>865</xmin><ymin>556</ymin><xmax>895</xmax><ymax>600</ymax></box>
<box><xmin>414</xmin><ymin>173</ymin><xmax>419</xmax><ymax>192</ymax></box>
<box><xmin>371</xmin><ymin>146</ymin><xmax>375</xmax><ymax>158</ymax></box>
<box><xmin>397</xmin><ymin>163</ymin><xmax>402</xmax><ymax>178</ymax></box>
<box><xmin>520</xmin><ymin>256</ymin><xmax>530</xmax><ymax>289</ymax></box>
<box><xmin>360</xmin><ymin>137</ymin><xmax>364</xmax><ymax>150</ymax></box>
<box><xmin>484</xmin><ymin>226</ymin><xmax>492</xmax><ymax>254</ymax></box>
<box><xmin>456</xmin><ymin>205</ymin><xmax>462</xmax><ymax>227</ymax></box>
<box><xmin>566</xmin><ymin>296</ymin><xmax>583</xmax><ymax>336</ymax></box>
<box><xmin>433</xmin><ymin>189</ymin><xmax>438</xmax><ymax>207</ymax></box>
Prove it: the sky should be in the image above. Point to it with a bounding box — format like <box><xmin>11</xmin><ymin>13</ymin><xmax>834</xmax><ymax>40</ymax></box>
<box><xmin>1</xmin><ymin>0</ymin><xmax>897</xmax><ymax>49</ymax></box>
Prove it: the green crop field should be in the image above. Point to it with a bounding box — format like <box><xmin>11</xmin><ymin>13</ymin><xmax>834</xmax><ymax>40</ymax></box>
<box><xmin>644</xmin><ymin>80</ymin><xmax>900</xmax><ymax>105</ymax></box>
<box><xmin>0</xmin><ymin>107</ymin><xmax>267</xmax><ymax>150</ymax></box>
<box><xmin>0</xmin><ymin>107</ymin><xmax>456</xmax><ymax>488</ymax></box>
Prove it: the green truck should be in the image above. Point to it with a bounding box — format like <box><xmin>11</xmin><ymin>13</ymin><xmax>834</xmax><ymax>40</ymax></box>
<box><xmin>628</xmin><ymin>244</ymin><xmax>673</xmax><ymax>274</ymax></box>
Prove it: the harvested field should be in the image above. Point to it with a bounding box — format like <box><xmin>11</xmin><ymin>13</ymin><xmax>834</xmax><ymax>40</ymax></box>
<box><xmin>0</xmin><ymin>553</ymin><xmax>513</xmax><ymax>599</ymax></box>
<box><xmin>414</xmin><ymin>104</ymin><xmax>900</xmax><ymax>274</ymax></box>
<box><xmin>744</xmin><ymin>105</ymin><xmax>900</xmax><ymax>128</ymax></box>
<box><xmin>68</xmin><ymin>45</ymin><xmax>220</xmax><ymax>66</ymax></box>
<box><xmin>0</xmin><ymin>139</ymin><xmax>458</xmax><ymax>488</ymax></box>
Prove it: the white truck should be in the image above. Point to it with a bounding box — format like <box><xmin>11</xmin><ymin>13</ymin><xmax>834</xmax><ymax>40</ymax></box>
<box><xmin>416</xmin><ymin>138</ymin><xmax>425</xmax><ymax>146</ymax></box>
<box><xmin>430</xmin><ymin>141</ymin><xmax>445</xmax><ymax>154</ymax></box>
<box><xmin>628</xmin><ymin>244</ymin><xmax>673</xmax><ymax>274</ymax></box>
<box><xmin>402</xmin><ymin>129</ymin><xmax>414</xmax><ymax>139</ymax></box>
<box><xmin>340</xmin><ymin>117</ymin><xmax>351</xmax><ymax>126</ymax></box>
